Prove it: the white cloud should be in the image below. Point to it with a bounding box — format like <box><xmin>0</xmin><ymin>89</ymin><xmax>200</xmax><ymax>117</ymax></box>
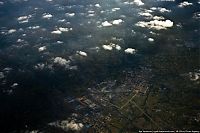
<box><xmin>124</xmin><ymin>48</ymin><xmax>136</xmax><ymax>54</ymax></box>
<box><xmin>148</xmin><ymin>38</ymin><xmax>154</xmax><ymax>42</ymax></box>
<box><xmin>112</xmin><ymin>8</ymin><xmax>120</xmax><ymax>12</ymax></box>
<box><xmin>42</xmin><ymin>13</ymin><xmax>53</xmax><ymax>19</ymax></box>
<box><xmin>112</xmin><ymin>19</ymin><xmax>123</xmax><ymax>25</ymax></box>
<box><xmin>8</xmin><ymin>29</ymin><xmax>16</xmax><ymax>34</ymax></box>
<box><xmin>54</xmin><ymin>57</ymin><xmax>70</xmax><ymax>67</ymax></box>
<box><xmin>59</xmin><ymin>27</ymin><xmax>72</xmax><ymax>32</ymax></box>
<box><xmin>102</xmin><ymin>43</ymin><xmax>121</xmax><ymax>51</ymax></box>
<box><xmin>76</xmin><ymin>51</ymin><xmax>87</xmax><ymax>57</ymax></box>
<box><xmin>136</xmin><ymin>19</ymin><xmax>173</xmax><ymax>30</ymax></box>
<box><xmin>138</xmin><ymin>12</ymin><xmax>153</xmax><ymax>18</ymax></box>
<box><xmin>133</xmin><ymin>0</ymin><xmax>144</xmax><ymax>6</ymax></box>
<box><xmin>28</xmin><ymin>26</ymin><xmax>40</xmax><ymax>29</ymax></box>
<box><xmin>65</xmin><ymin>13</ymin><xmax>75</xmax><ymax>17</ymax></box>
<box><xmin>49</xmin><ymin>120</ymin><xmax>83</xmax><ymax>131</ymax></box>
<box><xmin>17</xmin><ymin>15</ymin><xmax>32</xmax><ymax>23</ymax></box>
<box><xmin>51</xmin><ymin>27</ymin><xmax>72</xmax><ymax>34</ymax></box>
<box><xmin>17</xmin><ymin>39</ymin><xmax>24</xmax><ymax>43</ymax></box>
<box><xmin>51</xmin><ymin>30</ymin><xmax>62</xmax><ymax>34</ymax></box>
<box><xmin>95</xmin><ymin>4</ymin><xmax>101</xmax><ymax>8</ymax></box>
<box><xmin>38</xmin><ymin>46</ymin><xmax>46</xmax><ymax>52</ymax></box>
<box><xmin>57</xmin><ymin>41</ymin><xmax>64</xmax><ymax>44</ymax></box>
<box><xmin>150</xmin><ymin>7</ymin><xmax>171</xmax><ymax>13</ymax></box>
<box><xmin>102</xmin><ymin>45</ymin><xmax>113</xmax><ymax>50</ymax></box>
<box><xmin>178</xmin><ymin>1</ymin><xmax>193</xmax><ymax>8</ymax></box>
<box><xmin>0</xmin><ymin>1</ymin><xmax>4</xmax><ymax>5</ymax></box>
<box><xmin>102</xmin><ymin>21</ymin><xmax>113</xmax><ymax>27</ymax></box>
<box><xmin>115</xmin><ymin>45</ymin><xmax>122</xmax><ymax>50</ymax></box>
<box><xmin>188</xmin><ymin>72</ymin><xmax>200</xmax><ymax>81</ymax></box>
<box><xmin>11</xmin><ymin>83</ymin><xmax>18</xmax><ymax>88</ymax></box>
<box><xmin>153</xmin><ymin>16</ymin><xmax>165</xmax><ymax>20</ymax></box>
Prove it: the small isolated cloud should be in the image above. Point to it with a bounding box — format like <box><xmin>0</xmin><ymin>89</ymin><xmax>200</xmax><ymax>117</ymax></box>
<box><xmin>138</xmin><ymin>12</ymin><xmax>153</xmax><ymax>19</ymax></box>
<box><xmin>8</xmin><ymin>29</ymin><xmax>17</xmax><ymax>34</ymax></box>
<box><xmin>95</xmin><ymin>4</ymin><xmax>101</xmax><ymax>8</ymax></box>
<box><xmin>136</xmin><ymin>19</ymin><xmax>173</xmax><ymax>30</ymax></box>
<box><xmin>28</xmin><ymin>26</ymin><xmax>40</xmax><ymax>30</ymax></box>
<box><xmin>42</xmin><ymin>13</ymin><xmax>53</xmax><ymax>19</ymax></box>
<box><xmin>188</xmin><ymin>72</ymin><xmax>200</xmax><ymax>81</ymax></box>
<box><xmin>17</xmin><ymin>15</ymin><xmax>32</xmax><ymax>23</ymax></box>
<box><xmin>150</xmin><ymin>7</ymin><xmax>171</xmax><ymax>13</ymax></box>
<box><xmin>112</xmin><ymin>8</ymin><xmax>120</xmax><ymax>12</ymax></box>
<box><xmin>51</xmin><ymin>27</ymin><xmax>72</xmax><ymax>34</ymax></box>
<box><xmin>102</xmin><ymin>44</ymin><xmax>113</xmax><ymax>50</ymax></box>
<box><xmin>11</xmin><ymin>83</ymin><xmax>18</xmax><ymax>88</ymax></box>
<box><xmin>38</xmin><ymin>46</ymin><xmax>46</xmax><ymax>52</ymax></box>
<box><xmin>112</xmin><ymin>19</ymin><xmax>123</xmax><ymax>25</ymax></box>
<box><xmin>59</xmin><ymin>27</ymin><xmax>72</xmax><ymax>32</ymax></box>
<box><xmin>102</xmin><ymin>43</ymin><xmax>121</xmax><ymax>51</ymax></box>
<box><xmin>148</xmin><ymin>38</ymin><xmax>154</xmax><ymax>42</ymax></box>
<box><xmin>51</xmin><ymin>30</ymin><xmax>62</xmax><ymax>34</ymax></box>
<box><xmin>101</xmin><ymin>21</ymin><xmax>113</xmax><ymax>27</ymax></box>
<box><xmin>133</xmin><ymin>0</ymin><xmax>144</xmax><ymax>6</ymax></box>
<box><xmin>101</xmin><ymin>19</ymin><xmax>123</xmax><ymax>27</ymax></box>
<box><xmin>124</xmin><ymin>48</ymin><xmax>136</xmax><ymax>54</ymax></box>
<box><xmin>65</xmin><ymin>13</ymin><xmax>75</xmax><ymax>17</ymax></box>
<box><xmin>76</xmin><ymin>51</ymin><xmax>87</xmax><ymax>57</ymax></box>
<box><xmin>54</xmin><ymin>57</ymin><xmax>70</xmax><ymax>67</ymax></box>
<box><xmin>49</xmin><ymin>120</ymin><xmax>84</xmax><ymax>132</ymax></box>
<box><xmin>178</xmin><ymin>1</ymin><xmax>193</xmax><ymax>8</ymax></box>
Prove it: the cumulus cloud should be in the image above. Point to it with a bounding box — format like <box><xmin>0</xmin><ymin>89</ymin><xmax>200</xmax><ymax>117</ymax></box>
<box><xmin>188</xmin><ymin>72</ymin><xmax>200</xmax><ymax>81</ymax></box>
<box><xmin>17</xmin><ymin>15</ymin><xmax>32</xmax><ymax>23</ymax></box>
<box><xmin>51</xmin><ymin>30</ymin><xmax>62</xmax><ymax>34</ymax></box>
<box><xmin>42</xmin><ymin>13</ymin><xmax>53</xmax><ymax>19</ymax></box>
<box><xmin>112</xmin><ymin>8</ymin><xmax>120</xmax><ymax>12</ymax></box>
<box><xmin>178</xmin><ymin>1</ymin><xmax>193</xmax><ymax>8</ymax></box>
<box><xmin>136</xmin><ymin>19</ymin><xmax>173</xmax><ymax>30</ymax></box>
<box><xmin>102</xmin><ymin>43</ymin><xmax>121</xmax><ymax>51</ymax></box>
<box><xmin>49</xmin><ymin>120</ymin><xmax>84</xmax><ymax>132</ymax></box>
<box><xmin>17</xmin><ymin>39</ymin><xmax>24</xmax><ymax>43</ymax></box>
<box><xmin>112</xmin><ymin>19</ymin><xmax>123</xmax><ymax>25</ymax></box>
<box><xmin>95</xmin><ymin>4</ymin><xmax>101</xmax><ymax>8</ymax></box>
<box><xmin>102</xmin><ymin>21</ymin><xmax>113</xmax><ymax>27</ymax></box>
<box><xmin>148</xmin><ymin>38</ymin><xmax>154</xmax><ymax>42</ymax></box>
<box><xmin>8</xmin><ymin>29</ymin><xmax>17</xmax><ymax>34</ymax></box>
<box><xmin>59</xmin><ymin>27</ymin><xmax>72</xmax><ymax>32</ymax></box>
<box><xmin>101</xmin><ymin>19</ymin><xmax>123</xmax><ymax>27</ymax></box>
<box><xmin>11</xmin><ymin>83</ymin><xmax>18</xmax><ymax>88</ymax></box>
<box><xmin>38</xmin><ymin>46</ymin><xmax>46</xmax><ymax>52</ymax></box>
<box><xmin>124</xmin><ymin>48</ymin><xmax>136</xmax><ymax>54</ymax></box>
<box><xmin>133</xmin><ymin>0</ymin><xmax>144</xmax><ymax>6</ymax></box>
<box><xmin>76</xmin><ymin>51</ymin><xmax>87</xmax><ymax>57</ymax></box>
<box><xmin>28</xmin><ymin>26</ymin><xmax>40</xmax><ymax>30</ymax></box>
<box><xmin>102</xmin><ymin>44</ymin><xmax>113</xmax><ymax>50</ymax></box>
<box><xmin>65</xmin><ymin>13</ymin><xmax>75</xmax><ymax>17</ymax></box>
<box><xmin>150</xmin><ymin>7</ymin><xmax>171</xmax><ymax>13</ymax></box>
<box><xmin>54</xmin><ymin>57</ymin><xmax>70</xmax><ymax>66</ymax></box>
<box><xmin>51</xmin><ymin>27</ymin><xmax>72</xmax><ymax>34</ymax></box>
<box><xmin>0</xmin><ymin>1</ymin><xmax>4</xmax><ymax>5</ymax></box>
<box><xmin>153</xmin><ymin>16</ymin><xmax>165</xmax><ymax>20</ymax></box>
<box><xmin>138</xmin><ymin>12</ymin><xmax>153</xmax><ymax>18</ymax></box>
